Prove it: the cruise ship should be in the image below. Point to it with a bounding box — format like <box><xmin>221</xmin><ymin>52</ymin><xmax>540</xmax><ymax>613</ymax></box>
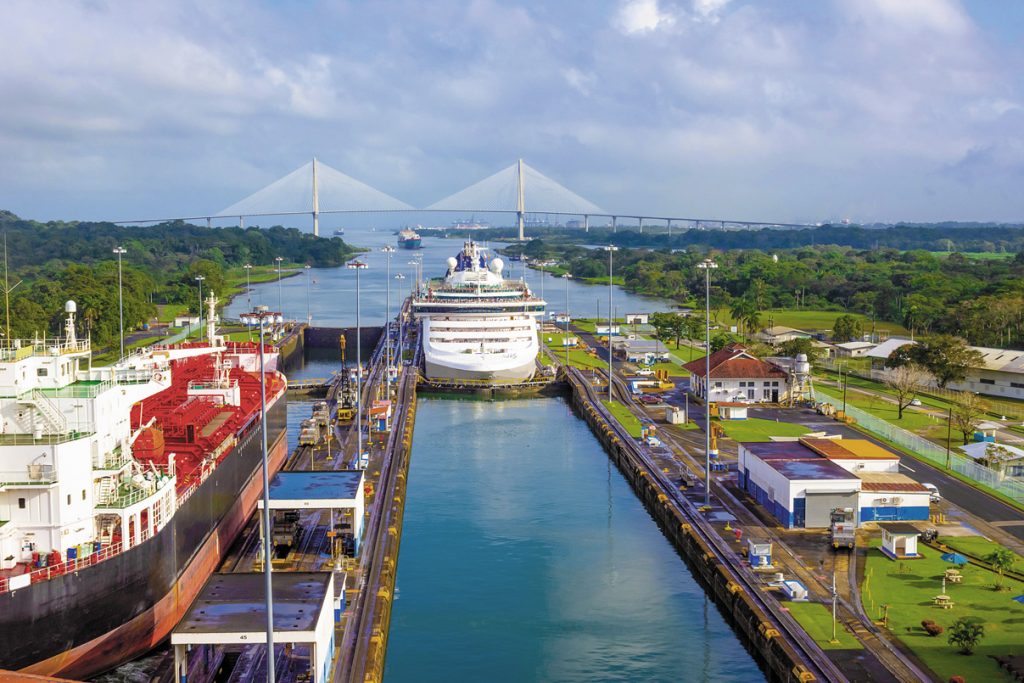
<box><xmin>412</xmin><ymin>240</ymin><xmax>545</xmax><ymax>382</ymax></box>
<box><xmin>0</xmin><ymin>297</ymin><xmax>287</xmax><ymax>679</ymax></box>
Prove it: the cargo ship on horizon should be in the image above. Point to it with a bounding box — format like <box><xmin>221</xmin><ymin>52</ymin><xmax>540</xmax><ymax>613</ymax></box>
<box><xmin>0</xmin><ymin>298</ymin><xmax>288</xmax><ymax>679</ymax></box>
<box><xmin>398</xmin><ymin>227</ymin><xmax>422</xmax><ymax>249</ymax></box>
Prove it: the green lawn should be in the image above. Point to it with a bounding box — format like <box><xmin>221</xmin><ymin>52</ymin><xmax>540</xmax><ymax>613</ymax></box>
<box><xmin>860</xmin><ymin>539</ymin><xmax>1024</xmax><ymax>683</ymax></box>
<box><xmin>602</xmin><ymin>400</ymin><xmax>644</xmax><ymax>438</ymax></box>
<box><xmin>582</xmin><ymin>275</ymin><xmax>625</xmax><ymax>286</ymax></box>
<box><xmin>814</xmin><ymin>384</ymin><xmax>946</xmax><ymax>438</ymax></box>
<box><xmin>714</xmin><ymin>308</ymin><xmax>910</xmax><ymax>336</ymax></box>
<box><xmin>785</xmin><ymin>602</ymin><xmax>863</xmax><ymax>650</ymax></box>
<box><xmin>937</xmin><ymin>536</ymin><xmax>1024</xmax><ymax>575</ymax></box>
<box><xmin>156</xmin><ymin>303</ymin><xmax>190</xmax><ymax>323</ymax></box>
<box><xmin>716</xmin><ymin>417</ymin><xmax>811</xmax><ymax>442</ymax></box>
<box><xmin>649</xmin><ymin>360</ymin><xmax>689</xmax><ymax>377</ymax></box>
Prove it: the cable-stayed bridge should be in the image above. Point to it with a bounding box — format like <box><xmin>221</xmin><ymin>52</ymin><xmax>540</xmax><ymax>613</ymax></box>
<box><xmin>115</xmin><ymin>158</ymin><xmax>813</xmax><ymax>240</ymax></box>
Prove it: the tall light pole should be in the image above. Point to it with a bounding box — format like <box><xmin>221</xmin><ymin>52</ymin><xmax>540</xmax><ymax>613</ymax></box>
<box><xmin>194</xmin><ymin>275</ymin><xmax>205</xmax><ymax>341</ymax></box>
<box><xmin>603</xmin><ymin>246</ymin><xmax>618</xmax><ymax>403</ymax></box>
<box><xmin>304</xmin><ymin>265</ymin><xmax>312</xmax><ymax>326</ymax></box>
<box><xmin>274</xmin><ymin>256</ymin><xmax>284</xmax><ymax>318</ymax></box>
<box><xmin>395</xmin><ymin>273</ymin><xmax>406</xmax><ymax>364</ymax></box>
<box><xmin>347</xmin><ymin>259</ymin><xmax>368</xmax><ymax>465</ymax></box>
<box><xmin>382</xmin><ymin>246</ymin><xmax>395</xmax><ymax>396</ymax></box>
<box><xmin>564</xmin><ymin>271</ymin><xmax>570</xmax><ymax>369</ymax></box>
<box><xmin>244</xmin><ymin>263</ymin><xmax>254</xmax><ymax>309</ymax></box>
<box><xmin>112</xmin><ymin>246</ymin><xmax>126</xmax><ymax>358</ymax></box>
<box><xmin>697</xmin><ymin>258</ymin><xmax>718</xmax><ymax>507</ymax></box>
<box><xmin>234</xmin><ymin>309</ymin><xmax>278</xmax><ymax>683</ymax></box>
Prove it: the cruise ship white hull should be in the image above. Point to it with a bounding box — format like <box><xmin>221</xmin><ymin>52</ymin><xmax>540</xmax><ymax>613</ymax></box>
<box><xmin>413</xmin><ymin>240</ymin><xmax>545</xmax><ymax>384</ymax></box>
<box><xmin>424</xmin><ymin>355</ymin><xmax>537</xmax><ymax>382</ymax></box>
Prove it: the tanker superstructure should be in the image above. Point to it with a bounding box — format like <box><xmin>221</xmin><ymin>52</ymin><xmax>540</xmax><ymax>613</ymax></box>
<box><xmin>0</xmin><ymin>298</ymin><xmax>288</xmax><ymax>679</ymax></box>
<box><xmin>412</xmin><ymin>240</ymin><xmax>545</xmax><ymax>382</ymax></box>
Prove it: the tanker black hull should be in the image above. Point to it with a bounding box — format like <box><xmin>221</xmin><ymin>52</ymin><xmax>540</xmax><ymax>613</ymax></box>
<box><xmin>0</xmin><ymin>395</ymin><xmax>288</xmax><ymax>679</ymax></box>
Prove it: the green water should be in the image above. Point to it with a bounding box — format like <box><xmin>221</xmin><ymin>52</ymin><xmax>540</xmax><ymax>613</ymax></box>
<box><xmin>384</xmin><ymin>396</ymin><xmax>763</xmax><ymax>682</ymax></box>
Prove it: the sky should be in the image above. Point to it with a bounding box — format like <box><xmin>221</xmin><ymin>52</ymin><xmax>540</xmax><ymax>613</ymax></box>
<box><xmin>1</xmin><ymin>0</ymin><xmax>1023</xmax><ymax>226</ymax></box>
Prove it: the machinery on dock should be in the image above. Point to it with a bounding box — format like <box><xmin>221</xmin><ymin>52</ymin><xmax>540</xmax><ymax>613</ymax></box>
<box><xmin>272</xmin><ymin>510</ymin><xmax>302</xmax><ymax>557</ymax></box>
<box><xmin>829</xmin><ymin>507</ymin><xmax>856</xmax><ymax>549</ymax></box>
<box><xmin>298</xmin><ymin>418</ymin><xmax>321</xmax><ymax>446</ymax></box>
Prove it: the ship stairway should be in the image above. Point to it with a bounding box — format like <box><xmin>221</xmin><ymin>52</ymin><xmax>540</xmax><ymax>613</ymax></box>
<box><xmin>95</xmin><ymin>513</ymin><xmax>119</xmax><ymax>544</ymax></box>
<box><xmin>18</xmin><ymin>389</ymin><xmax>69</xmax><ymax>435</ymax></box>
<box><xmin>97</xmin><ymin>478</ymin><xmax>117</xmax><ymax>507</ymax></box>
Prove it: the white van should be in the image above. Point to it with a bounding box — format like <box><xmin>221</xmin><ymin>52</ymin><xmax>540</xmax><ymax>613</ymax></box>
<box><xmin>922</xmin><ymin>483</ymin><xmax>941</xmax><ymax>503</ymax></box>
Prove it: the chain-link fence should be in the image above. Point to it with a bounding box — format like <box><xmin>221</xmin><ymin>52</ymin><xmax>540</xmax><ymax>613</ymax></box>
<box><xmin>816</xmin><ymin>393</ymin><xmax>1024</xmax><ymax>503</ymax></box>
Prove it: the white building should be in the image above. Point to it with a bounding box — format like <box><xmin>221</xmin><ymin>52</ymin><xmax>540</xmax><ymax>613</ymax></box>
<box><xmin>832</xmin><ymin>341</ymin><xmax>877</xmax><ymax>358</ymax></box>
<box><xmin>737</xmin><ymin>437</ymin><xmax>930</xmax><ymax>528</ymax></box>
<box><xmin>684</xmin><ymin>343</ymin><xmax>788</xmax><ymax>403</ymax></box>
<box><xmin>755</xmin><ymin>325</ymin><xmax>812</xmax><ymax>344</ymax></box>
<box><xmin>867</xmin><ymin>338</ymin><xmax>1024</xmax><ymax>401</ymax></box>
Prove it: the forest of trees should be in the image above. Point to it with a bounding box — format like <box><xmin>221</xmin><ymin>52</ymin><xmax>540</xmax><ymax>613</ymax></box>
<box><xmin>508</xmin><ymin>238</ymin><xmax>1024</xmax><ymax>349</ymax></box>
<box><xmin>471</xmin><ymin>222</ymin><xmax>1024</xmax><ymax>253</ymax></box>
<box><xmin>0</xmin><ymin>211</ymin><xmax>356</xmax><ymax>346</ymax></box>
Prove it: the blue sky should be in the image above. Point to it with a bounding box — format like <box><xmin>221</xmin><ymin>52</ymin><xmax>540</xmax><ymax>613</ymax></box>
<box><xmin>1</xmin><ymin>0</ymin><xmax>1022</xmax><ymax>225</ymax></box>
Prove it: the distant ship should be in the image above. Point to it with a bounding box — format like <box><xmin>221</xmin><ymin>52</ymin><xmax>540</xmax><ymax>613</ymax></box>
<box><xmin>450</xmin><ymin>217</ymin><xmax>490</xmax><ymax>230</ymax></box>
<box><xmin>398</xmin><ymin>227</ymin><xmax>422</xmax><ymax>249</ymax></box>
<box><xmin>412</xmin><ymin>240</ymin><xmax>545</xmax><ymax>383</ymax></box>
<box><xmin>333</xmin><ymin>228</ymin><xmax>345</xmax><ymax>237</ymax></box>
<box><xmin>0</xmin><ymin>298</ymin><xmax>287</xmax><ymax>679</ymax></box>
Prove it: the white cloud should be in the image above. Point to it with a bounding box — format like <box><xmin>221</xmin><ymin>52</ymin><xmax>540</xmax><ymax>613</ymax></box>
<box><xmin>0</xmin><ymin>0</ymin><xmax>1022</xmax><ymax>223</ymax></box>
<box><xmin>614</xmin><ymin>0</ymin><xmax>677</xmax><ymax>35</ymax></box>
<box><xmin>692</xmin><ymin>0</ymin><xmax>730</xmax><ymax>22</ymax></box>
<box><xmin>563</xmin><ymin>67</ymin><xmax>596</xmax><ymax>96</ymax></box>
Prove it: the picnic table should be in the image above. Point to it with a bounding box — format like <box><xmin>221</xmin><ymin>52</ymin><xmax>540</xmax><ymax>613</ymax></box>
<box><xmin>944</xmin><ymin>569</ymin><xmax>963</xmax><ymax>583</ymax></box>
<box><xmin>933</xmin><ymin>594</ymin><xmax>955</xmax><ymax>609</ymax></box>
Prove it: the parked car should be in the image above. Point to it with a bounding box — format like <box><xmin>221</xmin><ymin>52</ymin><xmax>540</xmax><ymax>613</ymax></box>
<box><xmin>922</xmin><ymin>483</ymin><xmax>941</xmax><ymax>503</ymax></box>
<box><xmin>634</xmin><ymin>368</ymin><xmax>655</xmax><ymax>377</ymax></box>
<box><xmin>638</xmin><ymin>395</ymin><xmax>662</xmax><ymax>405</ymax></box>
<box><xmin>909</xmin><ymin>398</ymin><xmax>922</xmax><ymax>407</ymax></box>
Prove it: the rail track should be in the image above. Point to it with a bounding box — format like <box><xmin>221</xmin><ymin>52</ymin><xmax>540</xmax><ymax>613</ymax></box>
<box><xmin>334</xmin><ymin>339</ymin><xmax>420</xmax><ymax>682</ymax></box>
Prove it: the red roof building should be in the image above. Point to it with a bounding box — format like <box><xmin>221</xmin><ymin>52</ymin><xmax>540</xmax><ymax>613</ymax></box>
<box><xmin>684</xmin><ymin>343</ymin><xmax>788</xmax><ymax>403</ymax></box>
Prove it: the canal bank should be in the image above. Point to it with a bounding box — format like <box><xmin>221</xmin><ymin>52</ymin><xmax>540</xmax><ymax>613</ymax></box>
<box><xmin>384</xmin><ymin>395</ymin><xmax>763</xmax><ymax>682</ymax></box>
<box><xmin>564</xmin><ymin>367</ymin><xmax>844</xmax><ymax>682</ymax></box>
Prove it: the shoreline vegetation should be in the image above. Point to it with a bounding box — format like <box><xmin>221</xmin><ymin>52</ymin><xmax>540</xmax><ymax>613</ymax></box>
<box><xmin>0</xmin><ymin>211</ymin><xmax>358</xmax><ymax>357</ymax></box>
<box><xmin>499</xmin><ymin>230</ymin><xmax>1024</xmax><ymax>349</ymax></box>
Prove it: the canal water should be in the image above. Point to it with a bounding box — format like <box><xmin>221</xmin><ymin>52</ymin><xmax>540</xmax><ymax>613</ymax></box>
<box><xmin>224</xmin><ymin>227</ymin><xmax>674</xmax><ymax>327</ymax></box>
<box><xmin>384</xmin><ymin>396</ymin><xmax>763</xmax><ymax>683</ymax></box>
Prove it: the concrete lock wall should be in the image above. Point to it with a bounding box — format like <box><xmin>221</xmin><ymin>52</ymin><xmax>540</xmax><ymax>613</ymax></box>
<box><xmin>565</xmin><ymin>373</ymin><xmax>815</xmax><ymax>683</ymax></box>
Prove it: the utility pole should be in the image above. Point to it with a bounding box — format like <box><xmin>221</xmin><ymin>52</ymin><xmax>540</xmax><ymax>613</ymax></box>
<box><xmin>603</xmin><ymin>246</ymin><xmax>618</xmax><ymax>403</ymax></box>
<box><xmin>113</xmin><ymin>246</ymin><xmax>127</xmax><ymax>358</ymax></box>
<box><xmin>238</xmin><ymin>308</ymin><xmax>281</xmax><ymax>683</ymax></box>
<box><xmin>697</xmin><ymin>258</ymin><xmax>718</xmax><ymax>508</ymax></box>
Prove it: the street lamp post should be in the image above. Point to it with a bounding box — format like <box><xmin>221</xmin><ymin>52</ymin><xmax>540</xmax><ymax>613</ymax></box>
<box><xmin>395</xmin><ymin>274</ymin><xmax>406</xmax><ymax>364</ymax></box>
<box><xmin>382</xmin><ymin>246</ymin><xmax>395</xmax><ymax>396</ymax></box>
<box><xmin>275</xmin><ymin>256</ymin><xmax>284</xmax><ymax>318</ymax></box>
<box><xmin>244</xmin><ymin>263</ymin><xmax>254</xmax><ymax>307</ymax></box>
<box><xmin>304</xmin><ymin>265</ymin><xmax>312</xmax><ymax>326</ymax></box>
<box><xmin>347</xmin><ymin>259</ymin><xmax>368</xmax><ymax>465</ymax></box>
<box><xmin>602</xmin><ymin>246</ymin><xmax>618</xmax><ymax>403</ymax></box>
<box><xmin>565</xmin><ymin>271</ymin><xmax>570</xmax><ymax>368</ymax></box>
<box><xmin>112</xmin><ymin>246</ymin><xmax>126</xmax><ymax>358</ymax></box>
<box><xmin>237</xmin><ymin>308</ymin><xmax>283</xmax><ymax>683</ymax></box>
<box><xmin>194</xmin><ymin>275</ymin><xmax>205</xmax><ymax>341</ymax></box>
<box><xmin>697</xmin><ymin>258</ymin><xmax>718</xmax><ymax>508</ymax></box>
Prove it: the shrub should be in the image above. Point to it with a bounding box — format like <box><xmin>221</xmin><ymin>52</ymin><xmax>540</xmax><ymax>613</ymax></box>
<box><xmin>948</xmin><ymin>618</ymin><xmax>984</xmax><ymax>655</ymax></box>
<box><xmin>922</xmin><ymin>621</ymin><xmax>944</xmax><ymax>637</ymax></box>
<box><xmin>948</xmin><ymin>677</ymin><xmax>965</xmax><ymax>683</ymax></box>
